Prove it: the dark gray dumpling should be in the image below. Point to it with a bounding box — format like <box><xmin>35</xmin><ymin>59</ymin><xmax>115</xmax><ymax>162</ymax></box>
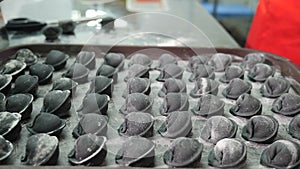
<box><xmin>189</xmin><ymin>64</ymin><xmax>215</xmax><ymax>82</ymax></box>
<box><xmin>208</xmin><ymin>138</ymin><xmax>247</xmax><ymax>168</ymax></box>
<box><xmin>124</xmin><ymin>64</ymin><xmax>149</xmax><ymax>82</ymax></box>
<box><xmin>261</xmin><ymin>77</ymin><xmax>290</xmax><ymax>98</ymax></box>
<box><xmin>201</xmin><ymin>116</ymin><xmax>237</xmax><ymax>144</ymax></box>
<box><xmin>289</xmin><ymin>114</ymin><xmax>300</xmax><ymax>140</ymax></box>
<box><xmin>219</xmin><ymin>65</ymin><xmax>244</xmax><ymax>83</ymax></box>
<box><xmin>87</xmin><ymin>76</ymin><xmax>113</xmax><ymax>97</ymax></box>
<box><xmin>208</xmin><ymin>53</ymin><xmax>233</xmax><ymax>72</ymax></box>
<box><xmin>78</xmin><ymin>93</ymin><xmax>110</xmax><ymax>115</ymax></box>
<box><xmin>120</xmin><ymin>93</ymin><xmax>153</xmax><ymax>115</ymax></box>
<box><xmin>44</xmin><ymin>50</ymin><xmax>69</xmax><ymax>71</ymax></box>
<box><xmin>0</xmin><ymin>135</ymin><xmax>13</xmax><ymax>162</ymax></box>
<box><xmin>27</xmin><ymin>113</ymin><xmax>65</xmax><ymax>137</ymax></box>
<box><xmin>115</xmin><ymin>136</ymin><xmax>155</xmax><ymax>167</ymax></box>
<box><xmin>248</xmin><ymin>63</ymin><xmax>274</xmax><ymax>82</ymax></box>
<box><xmin>272</xmin><ymin>93</ymin><xmax>300</xmax><ymax>116</ymax></box>
<box><xmin>242</xmin><ymin>115</ymin><xmax>279</xmax><ymax>143</ymax></box>
<box><xmin>158</xmin><ymin>78</ymin><xmax>186</xmax><ymax>97</ymax></box>
<box><xmin>157</xmin><ymin>53</ymin><xmax>177</xmax><ymax>69</ymax></box>
<box><xmin>158</xmin><ymin>111</ymin><xmax>192</xmax><ymax>139</ymax></box>
<box><xmin>191</xmin><ymin>94</ymin><xmax>225</xmax><ymax>117</ymax></box>
<box><xmin>0</xmin><ymin>93</ymin><xmax>6</xmax><ymax>112</ymax></box>
<box><xmin>230</xmin><ymin>94</ymin><xmax>262</xmax><ymax>118</ymax></box>
<box><xmin>42</xmin><ymin>90</ymin><xmax>71</xmax><ymax>117</ymax></box>
<box><xmin>187</xmin><ymin>55</ymin><xmax>209</xmax><ymax>72</ymax></box>
<box><xmin>22</xmin><ymin>134</ymin><xmax>59</xmax><ymax>166</ymax></box>
<box><xmin>11</xmin><ymin>75</ymin><xmax>39</xmax><ymax>97</ymax></box>
<box><xmin>260</xmin><ymin>140</ymin><xmax>300</xmax><ymax>169</ymax></box>
<box><xmin>128</xmin><ymin>53</ymin><xmax>152</xmax><ymax>67</ymax></box>
<box><xmin>72</xmin><ymin>114</ymin><xmax>108</xmax><ymax>138</ymax></box>
<box><xmin>96</xmin><ymin>64</ymin><xmax>118</xmax><ymax>83</ymax></box>
<box><xmin>123</xmin><ymin>78</ymin><xmax>151</xmax><ymax>98</ymax></box>
<box><xmin>63</xmin><ymin>63</ymin><xmax>89</xmax><ymax>84</ymax></box>
<box><xmin>242</xmin><ymin>52</ymin><xmax>265</xmax><ymax>70</ymax></box>
<box><xmin>222</xmin><ymin>78</ymin><xmax>252</xmax><ymax>100</ymax></box>
<box><xmin>0</xmin><ymin>75</ymin><xmax>12</xmax><ymax>95</ymax></box>
<box><xmin>190</xmin><ymin>78</ymin><xmax>219</xmax><ymax>98</ymax></box>
<box><xmin>14</xmin><ymin>48</ymin><xmax>38</xmax><ymax>67</ymax></box>
<box><xmin>103</xmin><ymin>52</ymin><xmax>125</xmax><ymax>71</ymax></box>
<box><xmin>163</xmin><ymin>137</ymin><xmax>203</xmax><ymax>167</ymax></box>
<box><xmin>157</xmin><ymin>64</ymin><xmax>183</xmax><ymax>82</ymax></box>
<box><xmin>75</xmin><ymin>51</ymin><xmax>96</xmax><ymax>70</ymax></box>
<box><xmin>6</xmin><ymin>93</ymin><xmax>34</xmax><ymax>120</ymax></box>
<box><xmin>119</xmin><ymin>112</ymin><xmax>154</xmax><ymax>137</ymax></box>
<box><xmin>29</xmin><ymin>63</ymin><xmax>54</xmax><ymax>84</ymax></box>
<box><xmin>159</xmin><ymin>93</ymin><xmax>189</xmax><ymax>116</ymax></box>
<box><xmin>68</xmin><ymin>134</ymin><xmax>107</xmax><ymax>166</ymax></box>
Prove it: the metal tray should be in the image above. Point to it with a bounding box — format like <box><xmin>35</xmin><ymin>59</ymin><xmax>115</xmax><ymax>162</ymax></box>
<box><xmin>0</xmin><ymin>44</ymin><xmax>300</xmax><ymax>169</ymax></box>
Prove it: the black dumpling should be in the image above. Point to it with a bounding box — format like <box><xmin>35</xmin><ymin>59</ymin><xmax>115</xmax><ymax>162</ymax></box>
<box><xmin>0</xmin><ymin>135</ymin><xmax>13</xmax><ymax>162</ymax></box>
<box><xmin>157</xmin><ymin>64</ymin><xmax>183</xmax><ymax>82</ymax></box>
<box><xmin>14</xmin><ymin>49</ymin><xmax>38</xmax><ymax>67</ymax></box>
<box><xmin>230</xmin><ymin>94</ymin><xmax>262</xmax><ymax>118</ymax></box>
<box><xmin>158</xmin><ymin>111</ymin><xmax>192</xmax><ymax>139</ymax></box>
<box><xmin>119</xmin><ymin>112</ymin><xmax>154</xmax><ymax>137</ymax></box>
<box><xmin>123</xmin><ymin>78</ymin><xmax>151</xmax><ymax>98</ymax></box>
<box><xmin>243</xmin><ymin>52</ymin><xmax>265</xmax><ymax>70</ymax></box>
<box><xmin>44</xmin><ymin>50</ymin><xmax>69</xmax><ymax>71</ymax></box>
<box><xmin>190</xmin><ymin>78</ymin><xmax>219</xmax><ymax>98</ymax></box>
<box><xmin>0</xmin><ymin>75</ymin><xmax>12</xmax><ymax>95</ymax></box>
<box><xmin>208</xmin><ymin>53</ymin><xmax>232</xmax><ymax>72</ymax></box>
<box><xmin>87</xmin><ymin>76</ymin><xmax>113</xmax><ymax>97</ymax></box>
<box><xmin>191</xmin><ymin>94</ymin><xmax>225</xmax><ymax>117</ymax></box>
<box><xmin>219</xmin><ymin>65</ymin><xmax>244</xmax><ymax>83</ymax></box>
<box><xmin>11</xmin><ymin>75</ymin><xmax>38</xmax><ymax>97</ymax></box>
<box><xmin>0</xmin><ymin>59</ymin><xmax>26</xmax><ymax>77</ymax></box>
<box><xmin>159</xmin><ymin>93</ymin><xmax>189</xmax><ymax>116</ymax></box>
<box><xmin>242</xmin><ymin>115</ymin><xmax>279</xmax><ymax>143</ymax></box>
<box><xmin>22</xmin><ymin>133</ymin><xmax>59</xmax><ymax>166</ymax></box>
<box><xmin>128</xmin><ymin>53</ymin><xmax>152</xmax><ymax>67</ymax></box>
<box><xmin>42</xmin><ymin>90</ymin><xmax>71</xmax><ymax>117</ymax></box>
<box><xmin>189</xmin><ymin>64</ymin><xmax>215</xmax><ymax>82</ymax></box>
<box><xmin>261</xmin><ymin>77</ymin><xmax>290</xmax><ymax>98</ymax></box>
<box><xmin>72</xmin><ymin>114</ymin><xmax>108</xmax><ymax>138</ymax></box>
<box><xmin>75</xmin><ymin>51</ymin><xmax>96</xmax><ymax>70</ymax></box>
<box><xmin>51</xmin><ymin>78</ymin><xmax>78</xmax><ymax>94</ymax></box>
<box><xmin>222</xmin><ymin>78</ymin><xmax>252</xmax><ymax>100</ymax></box>
<box><xmin>187</xmin><ymin>55</ymin><xmax>209</xmax><ymax>72</ymax></box>
<box><xmin>103</xmin><ymin>52</ymin><xmax>125</xmax><ymax>71</ymax></box>
<box><xmin>120</xmin><ymin>93</ymin><xmax>153</xmax><ymax>115</ymax></box>
<box><xmin>260</xmin><ymin>140</ymin><xmax>300</xmax><ymax>169</ymax></box>
<box><xmin>63</xmin><ymin>63</ymin><xmax>89</xmax><ymax>84</ymax></box>
<box><xmin>272</xmin><ymin>93</ymin><xmax>300</xmax><ymax>116</ymax></box>
<box><xmin>124</xmin><ymin>64</ymin><xmax>149</xmax><ymax>82</ymax></box>
<box><xmin>248</xmin><ymin>63</ymin><xmax>274</xmax><ymax>82</ymax></box>
<box><xmin>201</xmin><ymin>116</ymin><xmax>237</xmax><ymax>144</ymax></box>
<box><xmin>6</xmin><ymin>93</ymin><xmax>34</xmax><ymax>120</ymax></box>
<box><xmin>289</xmin><ymin>114</ymin><xmax>300</xmax><ymax>140</ymax></box>
<box><xmin>78</xmin><ymin>93</ymin><xmax>110</xmax><ymax>115</ymax></box>
<box><xmin>208</xmin><ymin>138</ymin><xmax>247</xmax><ymax>168</ymax></box>
<box><xmin>29</xmin><ymin>63</ymin><xmax>54</xmax><ymax>84</ymax></box>
<box><xmin>163</xmin><ymin>137</ymin><xmax>203</xmax><ymax>168</ymax></box>
<box><xmin>157</xmin><ymin>53</ymin><xmax>177</xmax><ymax>69</ymax></box>
<box><xmin>96</xmin><ymin>64</ymin><xmax>118</xmax><ymax>83</ymax></box>
<box><xmin>0</xmin><ymin>112</ymin><xmax>22</xmax><ymax>142</ymax></box>
<box><xmin>115</xmin><ymin>136</ymin><xmax>155</xmax><ymax>167</ymax></box>
<box><xmin>158</xmin><ymin>78</ymin><xmax>186</xmax><ymax>97</ymax></box>
<box><xmin>69</xmin><ymin>134</ymin><xmax>107</xmax><ymax>166</ymax></box>
<box><xmin>27</xmin><ymin>113</ymin><xmax>65</xmax><ymax>137</ymax></box>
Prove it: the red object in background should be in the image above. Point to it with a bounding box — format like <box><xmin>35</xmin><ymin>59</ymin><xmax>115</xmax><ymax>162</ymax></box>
<box><xmin>246</xmin><ymin>0</ymin><xmax>300</xmax><ymax>66</ymax></box>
